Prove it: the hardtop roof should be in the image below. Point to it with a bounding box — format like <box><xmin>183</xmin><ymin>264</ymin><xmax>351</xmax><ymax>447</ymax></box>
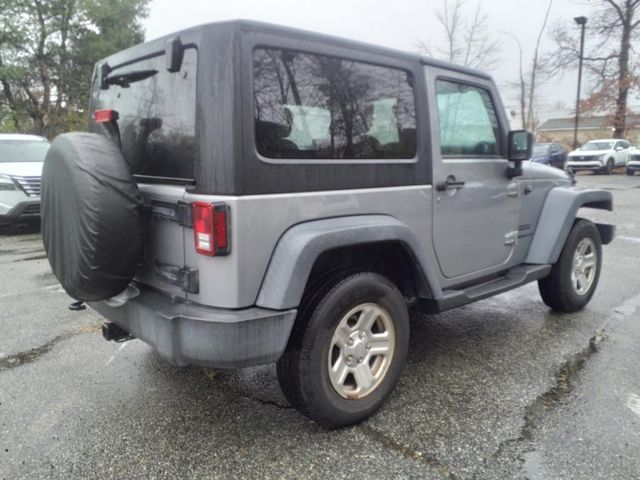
<box><xmin>99</xmin><ymin>19</ymin><xmax>493</xmax><ymax>81</ymax></box>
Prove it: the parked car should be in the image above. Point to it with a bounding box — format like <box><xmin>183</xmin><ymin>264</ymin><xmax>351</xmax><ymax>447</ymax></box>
<box><xmin>41</xmin><ymin>20</ymin><xmax>614</xmax><ymax>428</ymax></box>
<box><xmin>626</xmin><ymin>146</ymin><xmax>640</xmax><ymax>175</ymax></box>
<box><xmin>531</xmin><ymin>142</ymin><xmax>567</xmax><ymax>169</ymax></box>
<box><xmin>0</xmin><ymin>134</ymin><xmax>48</xmax><ymax>227</ymax></box>
<box><xmin>566</xmin><ymin>139</ymin><xmax>631</xmax><ymax>174</ymax></box>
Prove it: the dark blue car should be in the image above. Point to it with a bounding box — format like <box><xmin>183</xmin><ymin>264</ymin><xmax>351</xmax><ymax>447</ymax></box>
<box><xmin>531</xmin><ymin>142</ymin><xmax>567</xmax><ymax>169</ymax></box>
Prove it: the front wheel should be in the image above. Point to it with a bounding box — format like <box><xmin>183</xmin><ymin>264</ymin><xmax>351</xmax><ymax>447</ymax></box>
<box><xmin>277</xmin><ymin>272</ymin><xmax>409</xmax><ymax>428</ymax></box>
<box><xmin>604</xmin><ymin>158</ymin><xmax>614</xmax><ymax>175</ymax></box>
<box><xmin>627</xmin><ymin>168</ymin><xmax>635</xmax><ymax>176</ymax></box>
<box><xmin>538</xmin><ymin>219</ymin><xmax>602</xmax><ymax>312</ymax></box>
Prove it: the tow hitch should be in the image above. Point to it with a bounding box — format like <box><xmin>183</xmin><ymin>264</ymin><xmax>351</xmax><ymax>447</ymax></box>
<box><xmin>102</xmin><ymin>322</ymin><xmax>135</xmax><ymax>343</ymax></box>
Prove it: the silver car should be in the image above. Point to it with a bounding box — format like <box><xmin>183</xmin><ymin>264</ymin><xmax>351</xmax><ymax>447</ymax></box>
<box><xmin>0</xmin><ymin>134</ymin><xmax>48</xmax><ymax>226</ymax></box>
<box><xmin>41</xmin><ymin>20</ymin><xmax>615</xmax><ymax>428</ymax></box>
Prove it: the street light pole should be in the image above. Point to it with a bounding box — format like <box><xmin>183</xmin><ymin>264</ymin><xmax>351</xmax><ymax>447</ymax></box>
<box><xmin>573</xmin><ymin>16</ymin><xmax>588</xmax><ymax>150</ymax></box>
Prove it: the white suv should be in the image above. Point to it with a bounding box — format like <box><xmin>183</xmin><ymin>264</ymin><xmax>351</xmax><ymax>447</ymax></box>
<box><xmin>566</xmin><ymin>139</ymin><xmax>631</xmax><ymax>174</ymax></box>
<box><xmin>0</xmin><ymin>134</ymin><xmax>49</xmax><ymax>227</ymax></box>
<box><xmin>627</xmin><ymin>146</ymin><xmax>640</xmax><ymax>176</ymax></box>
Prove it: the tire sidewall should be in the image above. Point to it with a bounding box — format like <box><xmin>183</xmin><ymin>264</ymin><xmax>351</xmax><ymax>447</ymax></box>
<box><xmin>299</xmin><ymin>273</ymin><xmax>409</xmax><ymax>426</ymax></box>
<box><xmin>557</xmin><ymin>220</ymin><xmax>602</xmax><ymax>308</ymax></box>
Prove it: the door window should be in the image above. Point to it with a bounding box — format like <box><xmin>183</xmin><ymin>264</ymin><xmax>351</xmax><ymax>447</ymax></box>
<box><xmin>435</xmin><ymin>80</ymin><xmax>500</xmax><ymax>157</ymax></box>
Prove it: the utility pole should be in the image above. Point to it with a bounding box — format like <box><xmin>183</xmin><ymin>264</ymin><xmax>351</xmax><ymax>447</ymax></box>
<box><xmin>573</xmin><ymin>16</ymin><xmax>587</xmax><ymax>150</ymax></box>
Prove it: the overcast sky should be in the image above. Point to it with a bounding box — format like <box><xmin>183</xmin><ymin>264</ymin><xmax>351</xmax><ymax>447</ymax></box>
<box><xmin>143</xmin><ymin>0</ymin><xmax>596</xmax><ymax>122</ymax></box>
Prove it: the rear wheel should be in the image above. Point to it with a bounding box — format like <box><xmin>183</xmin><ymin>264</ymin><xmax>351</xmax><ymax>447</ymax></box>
<box><xmin>277</xmin><ymin>272</ymin><xmax>409</xmax><ymax>428</ymax></box>
<box><xmin>538</xmin><ymin>219</ymin><xmax>602</xmax><ymax>313</ymax></box>
<box><xmin>627</xmin><ymin>168</ymin><xmax>635</xmax><ymax>176</ymax></box>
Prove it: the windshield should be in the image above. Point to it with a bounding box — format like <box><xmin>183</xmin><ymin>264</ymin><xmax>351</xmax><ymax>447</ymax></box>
<box><xmin>0</xmin><ymin>140</ymin><xmax>49</xmax><ymax>163</ymax></box>
<box><xmin>533</xmin><ymin>144</ymin><xmax>549</xmax><ymax>154</ymax></box>
<box><xmin>581</xmin><ymin>141</ymin><xmax>613</xmax><ymax>151</ymax></box>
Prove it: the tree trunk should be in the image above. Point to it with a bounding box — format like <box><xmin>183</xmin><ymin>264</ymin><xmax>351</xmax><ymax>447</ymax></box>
<box><xmin>612</xmin><ymin>1</ymin><xmax>632</xmax><ymax>138</ymax></box>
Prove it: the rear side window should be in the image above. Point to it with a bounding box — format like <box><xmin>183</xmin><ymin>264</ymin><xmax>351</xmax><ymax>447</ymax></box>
<box><xmin>253</xmin><ymin>48</ymin><xmax>416</xmax><ymax>160</ymax></box>
<box><xmin>91</xmin><ymin>48</ymin><xmax>197</xmax><ymax>180</ymax></box>
<box><xmin>435</xmin><ymin>80</ymin><xmax>500</xmax><ymax>157</ymax></box>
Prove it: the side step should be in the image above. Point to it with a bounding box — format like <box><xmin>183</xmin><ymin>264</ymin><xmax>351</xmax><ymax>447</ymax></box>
<box><xmin>419</xmin><ymin>264</ymin><xmax>552</xmax><ymax>314</ymax></box>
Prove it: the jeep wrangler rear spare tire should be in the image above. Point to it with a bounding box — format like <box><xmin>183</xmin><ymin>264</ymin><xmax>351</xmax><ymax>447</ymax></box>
<box><xmin>42</xmin><ymin>133</ymin><xmax>144</xmax><ymax>302</ymax></box>
<box><xmin>277</xmin><ymin>272</ymin><xmax>409</xmax><ymax>428</ymax></box>
<box><xmin>538</xmin><ymin>219</ymin><xmax>602</xmax><ymax>313</ymax></box>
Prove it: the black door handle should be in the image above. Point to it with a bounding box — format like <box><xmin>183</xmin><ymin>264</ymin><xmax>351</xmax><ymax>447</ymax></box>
<box><xmin>436</xmin><ymin>175</ymin><xmax>466</xmax><ymax>191</ymax></box>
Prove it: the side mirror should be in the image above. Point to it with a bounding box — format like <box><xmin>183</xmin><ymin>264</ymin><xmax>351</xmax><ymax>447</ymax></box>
<box><xmin>507</xmin><ymin>130</ymin><xmax>533</xmax><ymax>178</ymax></box>
<box><xmin>615</xmin><ymin>146</ymin><xmax>623</xmax><ymax>151</ymax></box>
<box><xmin>508</xmin><ymin>130</ymin><xmax>533</xmax><ymax>161</ymax></box>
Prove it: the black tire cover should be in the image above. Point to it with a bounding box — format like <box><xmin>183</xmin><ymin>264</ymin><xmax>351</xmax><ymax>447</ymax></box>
<box><xmin>42</xmin><ymin>132</ymin><xmax>144</xmax><ymax>301</ymax></box>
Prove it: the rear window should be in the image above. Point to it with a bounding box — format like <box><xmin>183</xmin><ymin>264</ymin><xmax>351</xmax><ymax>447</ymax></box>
<box><xmin>0</xmin><ymin>140</ymin><xmax>49</xmax><ymax>163</ymax></box>
<box><xmin>253</xmin><ymin>48</ymin><xmax>416</xmax><ymax>160</ymax></box>
<box><xmin>91</xmin><ymin>48</ymin><xmax>197</xmax><ymax>180</ymax></box>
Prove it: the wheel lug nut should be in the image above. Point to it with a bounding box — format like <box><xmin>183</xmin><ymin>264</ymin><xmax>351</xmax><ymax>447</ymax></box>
<box><xmin>366</xmin><ymin>344</ymin><xmax>371</xmax><ymax>350</ymax></box>
<box><xmin>346</xmin><ymin>355</ymin><xmax>353</xmax><ymax>364</ymax></box>
<box><xmin>358</xmin><ymin>357</ymin><xmax>363</xmax><ymax>364</ymax></box>
<box><xmin>359</xmin><ymin>332</ymin><xmax>365</xmax><ymax>339</ymax></box>
<box><xmin>347</xmin><ymin>338</ymin><xmax>354</xmax><ymax>346</ymax></box>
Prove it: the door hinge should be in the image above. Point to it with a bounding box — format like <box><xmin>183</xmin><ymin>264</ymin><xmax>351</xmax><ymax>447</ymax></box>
<box><xmin>150</xmin><ymin>200</ymin><xmax>192</xmax><ymax>227</ymax></box>
<box><xmin>154</xmin><ymin>262</ymin><xmax>199</xmax><ymax>293</ymax></box>
<box><xmin>175</xmin><ymin>201</ymin><xmax>193</xmax><ymax>227</ymax></box>
<box><xmin>504</xmin><ymin>231</ymin><xmax>518</xmax><ymax>246</ymax></box>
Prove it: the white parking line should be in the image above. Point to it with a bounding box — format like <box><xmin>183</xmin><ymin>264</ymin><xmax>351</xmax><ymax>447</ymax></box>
<box><xmin>626</xmin><ymin>393</ymin><xmax>640</xmax><ymax>417</ymax></box>
<box><xmin>617</xmin><ymin>236</ymin><xmax>640</xmax><ymax>244</ymax></box>
<box><xmin>106</xmin><ymin>342</ymin><xmax>128</xmax><ymax>366</ymax></box>
<box><xmin>0</xmin><ymin>284</ymin><xmax>63</xmax><ymax>300</ymax></box>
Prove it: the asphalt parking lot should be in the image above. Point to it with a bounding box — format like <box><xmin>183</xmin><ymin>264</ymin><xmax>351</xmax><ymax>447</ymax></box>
<box><xmin>1</xmin><ymin>173</ymin><xmax>639</xmax><ymax>480</ymax></box>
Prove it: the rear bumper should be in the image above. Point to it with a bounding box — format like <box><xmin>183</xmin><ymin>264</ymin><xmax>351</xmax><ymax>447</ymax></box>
<box><xmin>0</xmin><ymin>200</ymin><xmax>40</xmax><ymax>225</ymax></box>
<box><xmin>89</xmin><ymin>288</ymin><xmax>297</xmax><ymax>369</ymax></box>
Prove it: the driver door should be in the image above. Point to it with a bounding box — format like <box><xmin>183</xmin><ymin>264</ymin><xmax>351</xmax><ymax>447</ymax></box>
<box><xmin>427</xmin><ymin>69</ymin><xmax>521</xmax><ymax>280</ymax></box>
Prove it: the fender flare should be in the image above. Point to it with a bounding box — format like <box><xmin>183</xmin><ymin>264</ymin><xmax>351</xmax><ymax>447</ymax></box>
<box><xmin>526</xmin><ymin>186</ymin><xmax>614</xmax><ymax>265</ymax></box>
<box><xmin>255</xmin><ymin>215</ymin><xmax>443</xmax><ymax>310</ymax></box>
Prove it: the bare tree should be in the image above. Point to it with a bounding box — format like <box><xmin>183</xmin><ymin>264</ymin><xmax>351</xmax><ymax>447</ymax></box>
<box><xmin>417</xmin><ymin>0</ymin><xmax>501</xmax><ymax>70</ymax></box>
<box><xmin>549</xmin><ymin>0</ymin><xmax>640</xmax><ymax>138</ymax></box>
<box><xmin>503</xmin><ymin>0</ymin><xmax>554</xmax><ymax>131</ymax></box>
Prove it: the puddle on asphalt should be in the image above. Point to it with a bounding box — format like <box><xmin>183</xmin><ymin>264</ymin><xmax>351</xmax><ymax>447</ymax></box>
<box><xmin>0</xmin><ymin>335</ymin><xmax>69</xmax><ymax>370</ymax></box>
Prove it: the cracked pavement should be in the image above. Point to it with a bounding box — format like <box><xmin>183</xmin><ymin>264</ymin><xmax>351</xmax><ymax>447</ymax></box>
<box><xmin>1</xmin><ymin>174</ymin><xmax>639</xmax><ymax>479</ymax></box>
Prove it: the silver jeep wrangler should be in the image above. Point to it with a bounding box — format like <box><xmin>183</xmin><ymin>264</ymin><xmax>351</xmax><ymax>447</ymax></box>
<box><xmin>41</xmin><ymin>21</ymin><xmax>614</xmax><ymax>428</ymax></box>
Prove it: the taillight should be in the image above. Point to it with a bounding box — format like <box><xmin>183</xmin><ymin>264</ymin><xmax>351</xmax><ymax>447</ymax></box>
<box><xmin>192</xmin><ymin>202</ymin><xmax>230</xmax><ymax>256</ymax></box>
<box><xmin>93</xmin><ymin>108</ymin><xmax>119</xmax><ymax>123</ymax></box>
